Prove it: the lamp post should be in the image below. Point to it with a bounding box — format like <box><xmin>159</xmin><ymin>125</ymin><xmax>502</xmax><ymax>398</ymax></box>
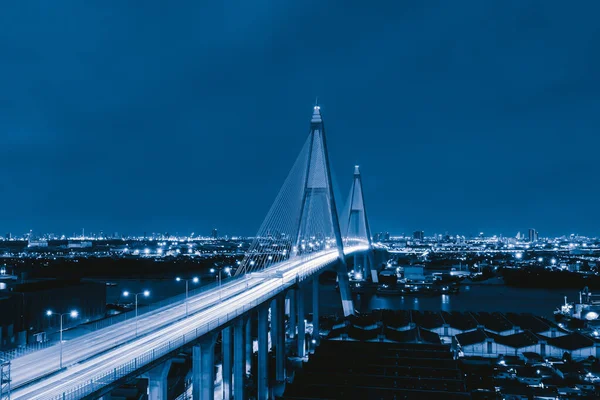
<box><xmin>176</xmin><ymin>277</ymin><xmax>199</xmax><ymax>317</ymax></box>
<box><xmin>123</xmin><ymin>290</ymin><xmax>150</xmax><ymax>337</ymax></box>
<box><xmin>46</xmin><ymin>309</ymin><xmax>78</xmax><ymax>369</ymax></box>
<box><xmin>210</xmin><ymin>267</ymin><xmax>231</xmax><ymax>301</ymax></box>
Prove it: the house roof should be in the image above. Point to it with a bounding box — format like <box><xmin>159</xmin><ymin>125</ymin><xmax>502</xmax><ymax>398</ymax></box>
<box><xmin>494</xmin><ymin>330</ymin><xmax>539</xmax><ymax>349</ymax></box>
<box><xmin>472</xmin><ymin>312</ymin><xmax>513</xmax><ymax>333</ymax></box>
<box><xmin>382</xmin><ymin>309</ymin><xmax>412</xmax><ymax>329</ymax></box>
<box><xmin>412</xmin><ymin>310</ymin><xmax>445</xmax><ymax>330</ymax></box>
<box><xmin>442</xmin><ymin>311</ymin><xmax>479</xmax><ymax>331</ymax></box>
<box><xmin>455</xmin><ymin>329</ymin><xmax>492</xmax><ymax>347</ymax></box>
<box><xmin>504</xmin><ymin>312</ymin><xmax>551</xmax><ymax>333</ymax></box>
<box><xmin>545</xmin><ymin>332</ymin><xmax>596</xmax><ymax>351</ymax></box>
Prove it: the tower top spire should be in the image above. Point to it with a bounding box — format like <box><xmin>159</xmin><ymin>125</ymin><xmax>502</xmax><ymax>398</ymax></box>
<box><xmin>354</xmin><ymin>165</ymin><xmax>360</xmax><ymax>175</ymax></box>
<box><xmin>311</xmin><ymin>100</ymin><xmax>322</xmax><ymax>123</ymax></box>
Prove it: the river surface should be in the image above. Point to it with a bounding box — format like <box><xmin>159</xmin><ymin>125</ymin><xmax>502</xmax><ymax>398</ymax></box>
<box><xmin>101</xmin><ymin>278</ymin><xmax>582</xmax><ymax>319</ymax></box>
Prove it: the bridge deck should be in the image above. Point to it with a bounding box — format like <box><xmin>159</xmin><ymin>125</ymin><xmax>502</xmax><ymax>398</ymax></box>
<box><xmin>11</xmin><ymin>246</ymin><xmax>367</xmax><ymax>400</ymax></box>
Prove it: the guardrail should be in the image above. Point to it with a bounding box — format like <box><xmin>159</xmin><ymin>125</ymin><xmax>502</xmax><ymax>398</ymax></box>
<box><xmin>5</xmin><ymin>278</ymin><xmax>232</xmax><ymax>363</ymax></box>
<box><xmin>45</xmin><ymin>249</ymin><xmax>353</xmax><ymax>400</ymax></box>
<box><xmin>48</xmin><ymin>282</ymin><xmax>291</xmax><ymax>400</ymax></box>
<box><xmin>84</xmin><ymin>278</ymin><xmax>229</xmax><ymax>332</ymax></box>
<box><xmin>0</xmin><ymin>341</ymin><xmax>53</xmax><ymax>362</ymax></box>
<box><xmin>20</xmin><ymin>247</ymin><xmax>364</xmax><ymax>400</ymax></box>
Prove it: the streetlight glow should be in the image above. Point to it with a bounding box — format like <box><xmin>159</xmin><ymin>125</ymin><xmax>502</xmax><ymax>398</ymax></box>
<box><xmin>143</xmin><ymin>290</ymin><xmax>150</xmax><ymax>297</ymax></box>
<box><xmin>46</xmin><ymin>309</ymin><xmax>79</xmax><ymax>369</ymax></box>
<box><xmin>123</xmin><ymin>291</ymin><xmax>130</xmax><ymax>297</ymax></box>
<box><xmin>177</xmin><ymin>277</ymin><xmax>200</xmax><ymax>317</ymax></box>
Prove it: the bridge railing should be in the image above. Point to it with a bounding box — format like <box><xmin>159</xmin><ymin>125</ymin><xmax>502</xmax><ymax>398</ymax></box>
<box><xmin>0</xmin><ymin>341</ymin><xmax>54</xmax><ymax>362</ymax></box>
<box><xmin>84</xmin><ymin>278</ymin><xmax>231</xmax><ymax>332</ymax></box>
<box><xmin>48</xmin><ymin>282</ymin><xmax>293</xmax><ymax>400</ymax></box>
<box><xmin>7</xmin><ymin>277</ymin><xmax>234</xmax><ymax>362</ymax></box>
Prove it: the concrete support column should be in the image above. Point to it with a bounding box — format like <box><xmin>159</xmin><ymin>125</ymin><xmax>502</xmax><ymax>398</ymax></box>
<box><xmin>257</xmin><ymin>304</ymin><xmax>269</xmax><ymax>400</ymax></box>
<box><xmin>274</xmin><ymin>295</ymin><xmax>285</xmax><ymax>381</ymax></box>
<box><xmin>144</xmin><ymin>359</ymin><xmax>172</xmax><ymax>400</ymax></box>
<box><xmin>245</xmin><ymin>314</ymin><xmax>252</xmax><ymax>376</ymax></box>
<box><xmin>193</xmin><ymin>334</ymin><xmax>216</xmax><ymax>400</ymax></box>
<box><xmin>222</xmin><ymin>327</ymin><xmax>232</xmax><ymax>400</ymax></box>
<box><xmin>363</xmin><ymin>253</ymin><xmax>369</xmax><ymax>282</ymax></box>
<box><xmin>288</xmin><ymin>289</ymin><xmax>296</xmax><ymax>339</ymax></box>
<box><xmin>297</xmin><ymin>287</ymin><xmax>306</xmax><ymax>358</ymax></box>
<box><xmin>270</xmin><ymin>299</ymin><xmax>277</xmax><ymax>352</ymax></box>
<box><xmin>312</xmin><ymin>274</ymin><xmax>320</xmax><ymax>350</ymax></box>
<box><xmin>233</xmin><ymin>318</ymin><xmax>245</xmax><ymax>400</ymax></box>
<box><xmin>336</xmin><ymin>259</ymin><xmax>355</xmax><ymax>316</ymax></box>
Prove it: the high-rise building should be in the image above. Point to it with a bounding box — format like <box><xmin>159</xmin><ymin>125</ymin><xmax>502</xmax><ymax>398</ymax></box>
<box><xmin>413</xmin><ymin>231</ymin><xmax>424</xmax><ymax>241</ymax></box>
<box><xmin>373</xmin><ymin>232</ymin><xmax>390</xmax><ymax>242</ymax></box>
<box><xmin>528</xmin><ymin>229</ymin><xmax>538</xmax><ymax>243</ymax></box>
<box><xmin>211</xmin><ymin>228</ymin><xmax>218</xmax><ymax>239</ymax></box>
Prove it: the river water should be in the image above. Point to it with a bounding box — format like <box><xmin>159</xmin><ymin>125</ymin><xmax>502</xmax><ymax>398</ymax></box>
<box><xmin>317</xmin><ymin>284</ymin><xmax>581</xmax><ymax>319</ymax></box>
<box><xmin>101</xmin><ymin>278</ymin><xmax>582</xmax><ymax>319</ymax></box>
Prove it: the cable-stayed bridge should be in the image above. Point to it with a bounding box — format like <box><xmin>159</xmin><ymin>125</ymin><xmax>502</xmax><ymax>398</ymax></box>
<box><xmin>6</xmin><ymin>105</ymin><xmax>379</xmax><ymax>400</ymax></box>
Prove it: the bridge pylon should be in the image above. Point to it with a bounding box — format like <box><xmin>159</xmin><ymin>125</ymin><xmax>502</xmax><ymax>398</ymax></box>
<box><xmin>341</xmin><ymin>165</ymin><xmax>379</xmax><ymax>283</ymax></box>
<box><xmin>234</xmin><ymin>104</ymin><xmax>354</xmax><ymax>316</ymax></box>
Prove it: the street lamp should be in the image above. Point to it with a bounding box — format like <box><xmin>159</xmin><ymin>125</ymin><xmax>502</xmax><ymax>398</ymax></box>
<box><xmin>210</xmin><ymin>267</ymin><xmax>231</xmax><ymax>301</ymax></box>
<box><xmin>176</xmin><ymin>276</ymin><xmax>199</xmax><ymax>317</ymax></box>
<box><xmin>46</xmin><ymin>309</ymin><xmax>78</xmax><ymax>369</ymax></box>
<box><xmin>123</xmin><ymin>290</ymin><xmax>150</xmax><ymax>337</ymax></box>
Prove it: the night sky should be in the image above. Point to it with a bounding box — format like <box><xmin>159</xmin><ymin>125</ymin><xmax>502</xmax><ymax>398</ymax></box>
<box><xmin>1</xmin><ymin>1</ymin><xmax>599</xmax><ymax>237</ymax></box>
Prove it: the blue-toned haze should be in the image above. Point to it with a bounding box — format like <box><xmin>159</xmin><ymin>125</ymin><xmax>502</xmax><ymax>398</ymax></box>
<box><xmin>1</xmin><ymin>1</ymin><xmax>599</xmax><ymax>237</ymax></box>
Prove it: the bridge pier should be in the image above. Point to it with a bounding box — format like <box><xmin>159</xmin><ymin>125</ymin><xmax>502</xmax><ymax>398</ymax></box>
<box><xmin>234</xmin><ymin>318</ymin><xmax>245</xmax><ymax>400</ymax></box>
<box><xmin>193</xmin><ymin>334</ymin><xmax>216</xmax><ymax>400</ymax></box>
<box><xmin>312</xmin><ymin>274</ymin><xmax>320</xmax><ymax>350</ymax></box>
<box><xmin>288</xmin><ymin>289</ymin><xmax>296</xmax><ymax>339</ymax></box>
<box><xmin>245</xmin><ymin>313</ymin><xmax>252</xmax><ymax>376</ymax></box>
<box><xmin>272</xmin><ymin>294</ymin><xmax>286</xmax><ymax>381</ymax></box>
<box><xmin>336</xmin><ymin>258</ymin><xmax>355</xmax><ymax>316</ymax></box>
<box><xmin>143</xmin><ymin>359</ymin><xmax>172</xmax><ymax>400</ymax></box>
<box><xmin>257</xmin><ymin>304</ymin><xmax>269</xmax><ymax>400</ymax></box>
<box><xmin>222</xmin><ymin>327</ymin><xmax>232</xmax><ymax>400</ymax></box>
<box><xmin>297</xmin><ymin>286</ymin><xmax>306</xmax><ymax>358</ymax></box>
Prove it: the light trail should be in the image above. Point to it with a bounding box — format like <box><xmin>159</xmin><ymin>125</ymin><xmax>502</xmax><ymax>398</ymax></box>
<box><xmin>11</xmin><ymin>246</ymin><xmax>367</xmax><ymax>400</ymax></box>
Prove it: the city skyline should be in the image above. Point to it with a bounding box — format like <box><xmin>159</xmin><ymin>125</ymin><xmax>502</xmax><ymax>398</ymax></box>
<box><xmin>2</xmin><ymin>2</ymin><xmax>600</xmax><ymax>237</ymax></box>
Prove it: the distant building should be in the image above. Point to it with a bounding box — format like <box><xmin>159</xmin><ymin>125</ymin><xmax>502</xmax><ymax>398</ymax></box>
<box><xmin>27</xmin><ymin>240</ymin><xmax>48</xmax><ymax>248</ymax></box>
<box><xmin>211</xmin><ymin>228</ymin><xmax>218</xmax><ymax>239</ymax></box>
<box><xmin>528</xmin><ymin>229</ymin><xmax>538</xmax><ymax>243</ymax></box>
<box><xmin>67</xmin><ymin>241</ymin><xmax>93</xmax><ymax>249</ymax></box>
<box><xmin>413</xmin><ymin>231</ymin><xmax>425</xmax><ymax>241</ymax></box>
<box><xmin>373</xmin><ymin>232</ymin><xmax>390</xmax><ymax>242</ymax></box>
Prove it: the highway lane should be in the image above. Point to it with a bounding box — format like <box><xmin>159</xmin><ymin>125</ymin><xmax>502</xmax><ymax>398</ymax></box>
<box><xmin>13</xmin><ymin>246</ymin><xmax>367</xmax><ymax>400</ymax></box>
<box><xmin>10</xmin><ymin>275</ymin><xmax>263</xmax><ymax>388</ymax></box>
